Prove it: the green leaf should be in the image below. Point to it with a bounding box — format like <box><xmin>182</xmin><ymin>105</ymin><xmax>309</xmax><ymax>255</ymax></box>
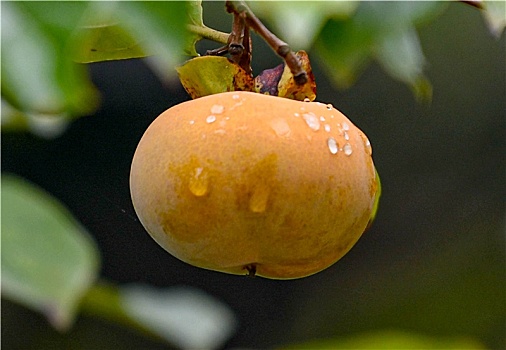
<box><xmin>186</xmin><ymin>0</ymin><xmax>205</xmax><ymax>56</ymax></box>
<box><xmin>120</xmin><ymin>284</ymin><xmax>237</xmax><ymax>349</ymax></box>
<box><xmin>482</xmin><ymin>0</ymin><xmax>506</xmax><ymax>38</ymax></box>
<box><xmin>314</xmin><ymin>1</ymin><xmax>447</xmax><ymax>94</ymax></box>
<box><xmin>282</xmin><ymin>330</ymin><xmax>486</xmax><ymax>350</ymax></box>
<box><xmin>374</xmin><ymin>27</ymin><xmax>433</xmax><ymax>102</ymax></box>
<box><xmin>1</xmin><ymin>174</ymin><xmax>100</xmax><ymax>331</ymax></box>
<box><xmin>74</xmin><ymin>24</ymin><xmax>147</xmax><ymax>63</ymax></box>
<box><xmin>1</xmin><ymin>98</ymin><xmax>70</xmax><ymax>139</ymax></box>
<box><xmin>315</xmin><ymin>17</ymin><xmax>373</xmax><ymax>89</ymax></box>
<box><xmin>250</xmin><ymin>1</ymin><xmax>359</xmax><ymax>49</ymax></box>
<box><xmin>1</xmin><ymin>2</ymin><xmax>100</xmax><ymax>118</ymax></box>
<box><xmin>176</xmin><ymin>56</ymin><xmax>254</xmax><ymax>98</ymax></box>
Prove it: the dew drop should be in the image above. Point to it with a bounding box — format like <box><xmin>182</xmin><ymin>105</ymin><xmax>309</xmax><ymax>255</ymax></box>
<box><xmin>303</xmin><ymin>97</ymin><xmax>310</xmax><ymax>102</ymax></box>
<box><xmin>326</xmin><ymin>103</ymin><xmax>333</xmax><ymax>110</ymax></box>
<box><xmin>342</xmin><ymin>121</ymin><xmax>350</xmax><ymax>131</ymax></box>
<box><xmin>343</xmin><ymin>143</ymin><xmax>353</xmax><ymax>156</ymax></box>
<box><xmin>294</xmin><ymin>112</ymin><xmax>300</xmax><ymax>117</ymax></box>
<box><xmin>327</xmin><ymin>137</ymin><xmax>339</xmax><ymax>154</ymax></box>
<box><xmin>206</xmin><ymin>115</ymin><xmax>216</xmax><ymax>123</ymax></box>
<box><xmin>319</xmin><ymin>116</ymin><xmax>326</xmax><ymax>122</ymax></box>
<box><xmin>188</xmin><ymin>167</ymin><xmax>209</xmax><ymax>196</ymax></box>
<box><xmin>189</xmin><ymin>120</ymin><xmax>195</xmax><ymax>125</ymax></box>
<box><xmin>210</xmin><ymin>104</ymin><xmax>224</xmax><ymax>114</ymax></box>
<box><xmin>232</xmin><ymin>94</ymin><xmax>240</xmax><ymax>100</ymax></box>
<box><xmin>270</xmin><ymin>118</ymin><xmax>291</xmax><ymax>137</ymax></box>
<box><xmin>360</xmin><ymin>133</ymin><xmax>372</xmax><ymax>155</ymax></box>
<box><xmin>302</xmin><ymin>112</ymin><xmax>320</xmax><ymax>131</ymax></box>
<box><xmin>324</xmin><ymin>124</ymin><xmax>331</xmax><ymax>132</ymax></box>
<box><xmin>249</xmin><ymin>183</ymin><xmax>270</xmax><ymax>213</ymax></box>
<box><xmin>343</xmin><ymin>131</ymin><xmax>350</xmax><ymax>141</ymax></box>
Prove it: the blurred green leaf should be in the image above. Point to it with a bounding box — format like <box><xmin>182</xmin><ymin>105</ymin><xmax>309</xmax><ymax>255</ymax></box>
<box><xmin>282</xmin><ymin>330</ymin><xmax>486</xmax><ymax>350</ymax></box>
<box><xmin>74</xmin><ymin>24</ymin><xmax>147</xmax><ymax>63</ymax></box>
<box><xmin>250</xmin><ymin>1</ymin><xmax>359</xmax><ymax>49</ymax></box>
<box><xmin>1</xmin><ymin>174</ymin><xmax>100</xmax><ymax>331</ymax></box>
<box><xmin>314</xmin><ymin>1</ymin><xmax>447</xmax><ymax>94</ymax></box>
<box><xmin>374</xmin><ymin>27</ymin><xmax>433</xmax><ymax>102</ymax></box>
<box><xmin>1</xmin><ymin>98</ymin><xmax>70</xmax><ymax>139</ymax></box>
<box><xmin>80</xmin><ymin>282</ymin><xmax>237</xmax><ymax>348</ymax></box>
<box><xmin>482</xmin><ymin>0</ymin><xmax>506</xmax><ymax>38</ymax></box>
<box><xmin>120</xmin><ymin>284</ymin><xmax>237</xmax><ymax>349</ymax></box>
<box><xmin>1</xmin><ymin>2</ymin><xmax>99</xmax><ymax>118</ymax></box>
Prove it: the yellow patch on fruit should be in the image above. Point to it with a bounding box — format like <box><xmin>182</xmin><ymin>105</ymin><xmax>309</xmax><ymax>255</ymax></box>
<box><xmin>130</xmin><ymin>91</ymin><xmax>380</xmax><ymax>279</ymax></box>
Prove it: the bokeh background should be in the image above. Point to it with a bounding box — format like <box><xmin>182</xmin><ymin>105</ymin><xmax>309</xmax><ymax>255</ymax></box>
<box><xmin>2</xmin><ymin>2</ymin><xmax>505</xmax><ymax>349</ymax></box>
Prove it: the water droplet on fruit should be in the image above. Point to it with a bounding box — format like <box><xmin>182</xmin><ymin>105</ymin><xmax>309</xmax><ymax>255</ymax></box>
<box><xmin>302</xmin><ymin>112</ymin><xmax>320</xmax><ymax>131</ymax></box>
<box><xmin>343</xmin><ymin>143</ymin><xmax>353</xmax><ymax>156</ymax></box>
<box><xmin>232</xmin><ymin>94</ymin><xmax>240</xmax><ymax>100</ymax></box>
<box><xmin>210</xmin><ymin>104</ymin><xmax>224</xmax><ymax>114</ymax></box>
<box><xmin>294</xmin><ymin>112</ymin><xmax>300</xmax><ymax>117</ymax></box>
<box><xmin>249</xmin><ymin>183</ymin><xmax>270</xmax><ymax>213</ymax></box>
<box><xmin>342</xmin><ymin>122</ymin><xmax>350</xmax><ymax>131</ymax></box>
<box><xmin>188</xmin><ymin>167</ymin><xmax>209</xmax><ymax>196</ymax></box>
<box><xmin>270</xmin><ymin>118</ymin><xmax>291</xmax><ymax>137</ymax></box>
<box><xmin>327</xmin><ymin>137</ymin><xmax>339</xmax><ymax>154</ymax></box>
<box><xmin>189</xmin><ymin>120</ymin><xmax>195</xmax><ymax>125</ymax></box>
<box><xmin>304</xmin><ymin>97</ymin><xmax>310</xmax><ymax>102</ymax></box>
<box><xmin>319</xmin><ymin>116</ymin><xmax>326</xmax><ymax>122</ymax></box>
<box><xmin>360</xmin><ymin>133</ymin><xmax>372</xmax><ymax>155</ymax></box>
<box><xmin>326</xmin><ymin>104</ymin><xmax>333</xmax><ymax>110</ymax></box>
<box><xmin>206</xmin><ymin>115</ymin><xmax>216</xmax><ymax>123</ymax></box>
<box><xmin>343</xmin><ymin>131</ymin><xmax>350</xmax><ymax>141</ymax></box>
<box><xmin>324</xmin><ymin>124</ymin><xmax>331</xmax><ymax>132</ymax></box>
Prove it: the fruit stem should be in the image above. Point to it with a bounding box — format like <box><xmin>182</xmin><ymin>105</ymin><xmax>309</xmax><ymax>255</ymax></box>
<box><xmin>225</xmin><ymin>0</ymin><xmax>308</xmax><ymax>85</ymax></box>
<box><xmin>245</xmin><ymin>264</ymin><xmax>257</xmax><ymax>277</ymax></box>
<box><xmin>186</xmin><ymin>24</ymin><xmax>229</xmax><ymax>45</ymax></box>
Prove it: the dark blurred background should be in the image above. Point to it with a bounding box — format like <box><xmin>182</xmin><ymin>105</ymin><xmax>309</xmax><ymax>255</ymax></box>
<box><xmin>2</xmin><ymin>2</ymin><xmax>505</xmax><ymax>349</ymax></box>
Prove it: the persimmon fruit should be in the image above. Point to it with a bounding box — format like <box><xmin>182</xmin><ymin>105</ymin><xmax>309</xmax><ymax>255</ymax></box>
<box><xmin>130</xmin><ymin>91</ymin><xmax>379</xmax><ymax>279</ymax></box>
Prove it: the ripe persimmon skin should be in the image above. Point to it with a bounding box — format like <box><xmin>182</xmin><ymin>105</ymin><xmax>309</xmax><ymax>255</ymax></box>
<box><xmin>130</xmin><ymin>91</ymin><xmax>378</xmax><ymax>279</ymax></box>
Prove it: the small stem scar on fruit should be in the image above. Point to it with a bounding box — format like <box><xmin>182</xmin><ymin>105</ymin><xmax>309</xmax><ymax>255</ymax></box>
<box><xmin>245</xmin><ymin>264</ymin><xmax>257</xmax><ymax>277</ymax></box>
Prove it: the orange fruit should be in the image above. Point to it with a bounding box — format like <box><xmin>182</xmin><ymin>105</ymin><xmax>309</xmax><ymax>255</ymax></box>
<box><xmin>130</xmin><ymin>91</ymin><xmax>379</xmax><ymax>279</ymax></box>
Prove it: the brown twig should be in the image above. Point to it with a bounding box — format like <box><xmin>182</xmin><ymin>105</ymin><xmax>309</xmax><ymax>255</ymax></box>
<box><xmin>225</xmin><ymin>0</ymin><xmax>308</xmax><ymax>85</ymax></box>
<box><xmin>458</xmin><ymin>0</ymin><xmax>484</xmax><ymax>9</ymax></box>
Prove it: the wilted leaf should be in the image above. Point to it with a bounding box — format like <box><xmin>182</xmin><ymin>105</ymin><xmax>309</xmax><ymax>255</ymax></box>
<box><xmin>1</xmin><ymin>174</ymin><xmax>100</xmax><ymax>331</ymax></box>
<box><xmin>276</xmin><ymin>51</ymin><xmax>317</xmax><ymax>101</ymax></box>
<box><xmin>177</xmin><ymin>56</ymin><xmax>254</xmax><ymax>99</ymax></box>
<box><xmin>120</xmin><ymin>284</ymin><xmax>237</xmax><ymax>349</ymax></box>
<box><xmin>255</xmin><ymin>63</ymin><xmax>285</xmax><ymax>96</ymax></box>
<box><xmin>255</xmin><ymin>51</ymin><xmax>316</xmax><ymax>101</ymax></box>
<box><xmin>281</xmin><ymin>330</ymin><xmax>486</xmax><ymax>350</ymax></box>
